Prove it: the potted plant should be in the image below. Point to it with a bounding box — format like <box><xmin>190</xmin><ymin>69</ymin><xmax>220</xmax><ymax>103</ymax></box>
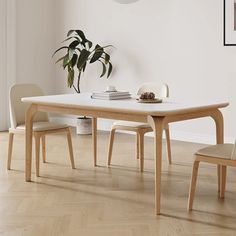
<box><xmin>53</xmin><ymin>29</ymin><xmax>113</xmax><ymax>134</ymax></box>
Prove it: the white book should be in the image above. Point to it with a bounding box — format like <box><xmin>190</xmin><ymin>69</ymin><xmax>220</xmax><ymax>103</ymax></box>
<box><xmin>91</xmin><ymin>95</ymin><xmax>131</xmax><ymax>100</ymax></box>
<box><xmin>92</xmin><ymin>91</ymin><xmax>130</xmax><ymax>97</ymax></box>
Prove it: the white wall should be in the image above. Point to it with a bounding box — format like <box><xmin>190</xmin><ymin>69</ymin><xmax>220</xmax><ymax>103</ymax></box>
<box><xmin>0</xmin><ymin>0</ymin><xmax>16</xmax><ymax>130</ymax></box>
<box><xmin>11</xmin><ymin>0</ymin><xmax>236</xmax><ymax>143</ymax></box>
<box><xmin>15</xmin><ymin>0</ymin><xmax>55</xmax><ymax>94</ymax></box>
<box><xmin>0</xmin><ymin>0</ymin><xmax>8</xmax><ymax>130</ymax></box>
<box><xmin>1</xmin><ymin>0</ymin><xmax>55</xmax><ymax>130</ymax></box>
<box><xmin>52</xmin><ymin>0</ymin><xmax>236</xmax><ymax>143</ymax></box>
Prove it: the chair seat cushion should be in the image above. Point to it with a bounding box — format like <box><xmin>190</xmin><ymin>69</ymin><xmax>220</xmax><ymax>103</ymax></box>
<box><xmin>196</xmin><ymin>144</ymin><xmax>234</xmax><ymax>159</ymax></box>
<box><xmin>16</xmin><ymin>122</ymin><xmax>68</xmax><ymax>132</ymax></box>
<box><xmin>113</xmin><ymin>121</ymin><xmax>151</xmax><ymax>128</ymax></box>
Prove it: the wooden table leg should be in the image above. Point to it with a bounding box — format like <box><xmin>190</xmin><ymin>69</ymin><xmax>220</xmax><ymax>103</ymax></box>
<box><xmin>148</xmin><ymin>116</ymin><xmax>165</xmax><ymax>215</ymax></box>
<box><xmin>92</xmin><ymin>117</ymin><xmax>97</xmax><ymax>166</ymax></box>
<box><xmin>25</xmin><ymin>104</ymin><xmax>37</xmax><ymax>182</ymax></box>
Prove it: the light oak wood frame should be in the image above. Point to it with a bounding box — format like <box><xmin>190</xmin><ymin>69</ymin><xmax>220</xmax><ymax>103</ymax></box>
<box><xmin>8</xmin><ymin>127</ymin><xmax>75</xmax><ymax>176</ymax></box>
<box><xmin>107</xmin><ymin>124</ymin><xmax>172</xmax><ymax>172</ymax></box>
<box><xmin>106</xmin><ymin>83</ymin><xmax>171</xmax><ymax>172</ymax></box>
<box><xmin>188</xmin><ymin>153</ymin><xmax>234</xmax><ymax>211</ymax></box>
<box><xmin>24</xmin><ymin>102</ymin><xmax>227</xmax><ymax>215</ymax></box>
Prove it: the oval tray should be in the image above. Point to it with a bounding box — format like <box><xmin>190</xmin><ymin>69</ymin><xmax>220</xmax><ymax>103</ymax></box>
<box><xmin>137</xmin><ymin>98</ymin><xmax>162</xmax><ymax>103</ymax></box>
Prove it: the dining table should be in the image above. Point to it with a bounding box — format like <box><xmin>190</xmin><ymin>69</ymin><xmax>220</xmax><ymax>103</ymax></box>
<box><xmin>21</xmin><ymin>93</ymin><xmax>229</xmax><ymax>215</ymax></box>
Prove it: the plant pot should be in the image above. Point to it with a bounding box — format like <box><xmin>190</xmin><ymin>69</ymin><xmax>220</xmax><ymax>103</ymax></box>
<box><xmin>76</xmin><ymin>117</ymin><xmax>92</xmax><ymax>135</ymax></box>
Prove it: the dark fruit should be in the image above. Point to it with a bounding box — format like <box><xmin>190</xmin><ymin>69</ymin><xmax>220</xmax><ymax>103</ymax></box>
<box><xmin>140</xmin><ymin>92</ymin><xmax>156</xmax><ymax>100</ymax></box>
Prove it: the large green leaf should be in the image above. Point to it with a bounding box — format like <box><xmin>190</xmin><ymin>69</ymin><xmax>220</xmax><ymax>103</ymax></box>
<box><xmin>63</xmin><ymin>49</ymin><xmax>74</xmax><ymax>68</ymax></box>
<box><xmin>75</xmin><ymin>30</ymin><xmax>87</xmax><ymax>42</ymax></box>
<box><xmin>67</xmin><ymin>30</ymin><xmax>86</xmax><ymax>42</ymax></box>
<box><xmin>63</xmin><ymin>36</ymin><xmax>81</xmax><ymax>43</ymax></box>
<box><xmin>90</xmin><ymin>45</ymin><xmax>104</xmax><ymax>64</ymax></box>
<box><xmin>101</xmin><ymin>45</ymin><xmax>114</xmax><ymax>49</ymax></box>
<box><xmin>63</xmin><ymin>54</ymin><xmax>69</xmax><ymax>68</ymax></box>
<box><xmin>67</xmin><ymin>68</ymin><xmax>74</xmax><ymax>88</ymax></box>
<box><xmin>86</xmin><ymin>40</ymin><xmax>93</xmax><ymax>49</ymax></box>
<box><xmin>107</xmin><ymin>62</ymin><xmax>113</xmax><ymax>78</ymax></box>
<box><xmin>104</xmin><ymin>53</ymin><xmax>110</xmax><ymax>64</ymax></box>
<box><xmin>55</xmin><ymin>55</ymin><xmax>65</xmax><ymax>64</ymax></box>
<box><xmin>67</xmin><ymin>30</ymin><xmax>75</xmax><ymax>37</ymax></box>
<box><xmin>71</xmin><ymin>54</ymin><xmax>78</xmax><ymax>67</ymax></box>
<box><xmin>77</xmin><ymin>49</ymin><xmax>90</xmax><ymax>70</ymax></box>
<box><xmin>67</xmin><ymin>30</ymin><xmax>92</xmax><ymax>50</ymax></box>
<box><xmin>52</xmin><ymin>46</ymin><xmax>69</xmax><ymax>57</ymax></box>
<box><xmin>99</xmin><ymin>61</ymin><xmax>107</xmax><ymax>78</ymax></box>
<box><xmin>82</xmin><ymin>62</ymin><xmax>87</xmax><ymax>72</ymax></box>
<box><xmin>69</xmin><ymin>40</ymin><xmax>80</xmax><ymax>49</ymax></box>
<box><xmin>75</xmin><ymin>48</ymin><xmax>82</xmax><ymax>53</ymax></box>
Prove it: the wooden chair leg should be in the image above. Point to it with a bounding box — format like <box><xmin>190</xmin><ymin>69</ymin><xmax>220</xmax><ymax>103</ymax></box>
<box><xmin>42</xmin><ymin>135</ymin><xmax>46</xmax><ymax>163</ymax></box>
<box><xmin>7</xmin><ymin>133</ymin><xmax>14</xmax><ymax>170</ymax></box>
<box><xmin>165</xmin><ymin>126</ymin><xmax>172</xmax><ymax>164</ymax></box>
<box><xmin>217</xmin><ymin>165</ymin><xmax>221</xmax><ymax>195</ymax></box>
<box><xmin>108</xmin><ymin>128</ymin><xmax>116</xmax><ymax>165</ymax></box>
<box><xmin>66</xmin><ymin>128</ymin><xmax>75</xmax><ymax>169</ymax></box>
<box><xmin>138</xmin><ymin>131</ymin><xmax>144</xmax><ymax>172</ymax></box>
<box><xmin>188</xmin><ymin>160</ymin><xmax>200</xmax><ymax>211</ymax></box>
<box><xmin>136</xmin><ymin>134</ymin><xmax>140</xmax><ymax>159</ymax></box>
<box><xmin>92</xmin><ymin>117</ymin><xmax>97</xmax><ymax>167</ymax></box>
<box><xmin>34</xmin><ymin>134</ymin><xmax>40</xmax><ymax>177</ymax></box>
<box><xmin>220</xmin><ymin>165</ymin><xmax>227</xmax><ymax>199</ymax></box>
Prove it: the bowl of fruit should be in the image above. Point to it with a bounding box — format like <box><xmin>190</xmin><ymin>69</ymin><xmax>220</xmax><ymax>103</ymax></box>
<box><xmin>137</xmin><ymin>92</ymin><xmax>162</xmax><ymax>103</ymax></box>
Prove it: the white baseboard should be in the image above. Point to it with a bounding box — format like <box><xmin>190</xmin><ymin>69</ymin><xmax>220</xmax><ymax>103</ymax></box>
<box><xmin>50</xmin><ymin>116</ymin><xmax>234</xmax><ymax>145</ymax></box>
<box><xmin>169</xmin><ymin>131</ymin><xmax>234</xmax><ymax>145</ymax></box>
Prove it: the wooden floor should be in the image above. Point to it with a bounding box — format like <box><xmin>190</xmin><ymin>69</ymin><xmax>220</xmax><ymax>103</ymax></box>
<box><xmin>0</xmin><ymin>130</ymin><xmax>235</xmax><ymax>236</ymax></box>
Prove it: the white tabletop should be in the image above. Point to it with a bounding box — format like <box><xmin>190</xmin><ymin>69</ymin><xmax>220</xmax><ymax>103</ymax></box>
<box><xmin>21</xmin><ymin>93</ymin><xmax>229</xmax><ymax>116</ymax></box>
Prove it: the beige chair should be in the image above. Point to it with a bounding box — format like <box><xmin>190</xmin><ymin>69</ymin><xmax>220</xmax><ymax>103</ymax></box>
<box><xmin>8</xmin><ymin>84</ymin><xmax>75</xmax><ymax>176</ymax></box>
<box><xmin>188</xmin><ymin>141</ymin><xmax>236</xmax><ymax>211</ymax></box>
<box><xmin>107</xmin><ymin>83</ymin><xmax>172</xmax><ymax>172</ymax></box>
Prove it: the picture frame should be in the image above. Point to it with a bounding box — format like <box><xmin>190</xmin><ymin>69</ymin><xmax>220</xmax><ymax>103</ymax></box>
<box><xmin>224</xmin><ymin>0</ymin><xmax>236</xmax><ymax>45</ymax></box>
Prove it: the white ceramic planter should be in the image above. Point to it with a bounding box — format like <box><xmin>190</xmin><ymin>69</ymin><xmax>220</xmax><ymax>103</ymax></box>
<box><xmin>76</xmin><ymin>117</ymin><xmax>92</xmax><ymax>135</ymax></box>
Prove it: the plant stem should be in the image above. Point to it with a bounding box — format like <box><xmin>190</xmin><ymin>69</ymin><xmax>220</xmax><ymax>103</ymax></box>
<box><xmin>77</xmin><ymin>72</ymin><xmax>81</xmax><ymax>93</ymax></box>
<box><xmin>72</xmin><ymin>85</ymin><xmax>79</xmax><ymax>93</ymax></box>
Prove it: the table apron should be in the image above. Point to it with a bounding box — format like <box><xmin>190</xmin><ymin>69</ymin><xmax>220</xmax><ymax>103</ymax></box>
<box><xmin>35</xmin><ymin>104</ymin><xmax>222</xmax><ymax>126</ymax></box>
<box><xmin>36</xmin><ymin>104</ymin><xmax>148</xmax><ymax>123</ymax></box>
<box><xmin>161</xmin><ymin>108</ymin><xmax>221</xmax><ymax>125</ymax></box>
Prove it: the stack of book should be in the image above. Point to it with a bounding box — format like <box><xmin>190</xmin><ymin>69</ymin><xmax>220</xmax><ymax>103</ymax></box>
<box><xmin>91</xmin><ymin>91</ymin><xmax>131</xmax><ymax>100</ymax></box>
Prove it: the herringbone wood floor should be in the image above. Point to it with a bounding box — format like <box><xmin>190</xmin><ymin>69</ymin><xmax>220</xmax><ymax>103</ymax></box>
<box><xmin>0</xmin><ymin>130</ymin><xmax>236</xmax><ymax>236</ymax></box>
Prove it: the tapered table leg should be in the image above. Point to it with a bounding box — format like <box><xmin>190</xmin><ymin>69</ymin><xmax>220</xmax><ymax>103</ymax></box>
<box><xmin>25</xmin><ymin>104</ymin><xmax>37</xmax><ymax>182</ymax></box>
<box><xmin>148</xmin><ymin>116</ymin><xmax>165</xmax><ymax>215</ymax></box>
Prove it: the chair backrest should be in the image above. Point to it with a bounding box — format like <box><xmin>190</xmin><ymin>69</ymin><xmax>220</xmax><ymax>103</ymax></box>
<box><xmin>137</xmin><ymin>83</ymin><xmax>169</xmax><ymax>98</ymax></box>
<box><xmin>9</xmin><ymin>84</ymin><xmax>48</xmax><ymax>128</ymax></box>
<box><xmin>230</xmin><ymin>140</ymin><xmax>236</xmax><ymax>160</ymax></box>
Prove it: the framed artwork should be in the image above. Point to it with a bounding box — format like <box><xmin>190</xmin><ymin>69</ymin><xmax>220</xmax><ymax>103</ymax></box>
<box><xmin>224</xmin><ymin>0</ymin><xmax>236</xmax><ymax>45</ymax></box>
